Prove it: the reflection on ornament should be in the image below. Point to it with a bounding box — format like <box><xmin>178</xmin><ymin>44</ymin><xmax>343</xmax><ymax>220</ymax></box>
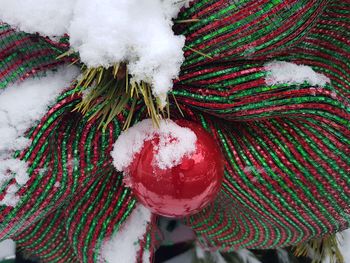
<box><xmin>127</xmin><ymin>120</ymin><xmax>224</xmax><ymax>217</ymax></box>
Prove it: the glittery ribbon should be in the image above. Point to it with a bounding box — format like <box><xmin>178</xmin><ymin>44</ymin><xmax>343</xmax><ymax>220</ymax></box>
<box><xmin>0</xmin><ymin>0</ymin><xmax>349</xmax><ymax>262</ymax></box>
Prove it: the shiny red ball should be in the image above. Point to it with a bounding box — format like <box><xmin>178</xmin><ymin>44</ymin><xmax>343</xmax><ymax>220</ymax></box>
<box><xmin>128</xmin><ymin>120</ymin><xmax>224</xmax><ymax>218</ymax></box>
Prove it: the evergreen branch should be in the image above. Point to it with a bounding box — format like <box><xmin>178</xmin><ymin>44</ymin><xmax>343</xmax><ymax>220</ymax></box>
<box><xmin>294</xmin><ymin>235</ymin><xmax>344</xmax><ymax>263</ymax></box>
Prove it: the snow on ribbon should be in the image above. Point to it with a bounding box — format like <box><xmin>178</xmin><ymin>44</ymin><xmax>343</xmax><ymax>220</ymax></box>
<box><xmin>338</xmin><ymin>229</ymin><xmax>350</xmax><ymax>263</ymax></box>
<box><xmin>265</xmin><ymin>61</ymin><xmax>330</xmax><ymax>87</ymax></box>
<box><xmin>111</xmin><ymin>119</ymin><xmax>197</xmax><ymax>173</ymax></box>
<box><xmin>0</xmin><ymin>0</ymin><xmax>193</xmax><ymax>105</ymax></box>
<box><xmin>100</xmin><ymin>205</ymin><xmax>152</xmax><ymax>263</ymax></box>
<box><xmin>0</xmin><ymin>67</ymin><xmax>79</xmax><ymax>207</ymax></box>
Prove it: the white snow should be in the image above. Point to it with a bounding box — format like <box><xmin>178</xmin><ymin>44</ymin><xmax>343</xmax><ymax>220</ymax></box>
<box><xmin>195</xmin><ymin>246</ymin><xmax>227</xmax><ymax>263</ymax></box>
<box><xmin>195</xmin><ymin>245</ymin><xmax>207</xmax><ymax>260</ymax></box>
<box><xmin>0</xmin><ymin>0</ymin><xmax>76</xmax><ymax>37</ymax></box>
<box><xmin>0</xmin><ymin>67</ymin><xmax>79</xmax><ymax>207</ymax></box>
<box><xmin>338</xmin><ymin>229</ymin><xmax>350</xmax><ymax>263</ymax></box>
<box><xmin>195</xmin><ymin>246</ymin><xmax>261</xmax><ymax>263</ymax></box>
<box><xmin>142</xmin><ymin>250</ymin><xmax>151</xmax><ymax>263</ymax></box>
<box><xmin>111</xmin><ymin>119</ymin><xmax>197</xmax><ymax>173</ymax></box>
<box><xmin>276</xmin><ymin>249</ymin><xmax>290</xmax><ymax>263</ymax></box>
<box><xmin>0</xmin><ymin>0</ymin><xmax>193</xmax><ymax>106</ymax></box>
<box><xmin>236</xmin><ymin>249</ymin><xmax>261</xmax><ymax>263</ymax></box>
<box><xmin>160</xmin><ymin>219</ymin><xmax>195</xmax><ymax>244</ymax></box>
<box><xmin>100</xmin><ymin>204</ymin><xmax>152</xmax><ymax>263</ymax></box>
<box><xmin>265</xmin><ymin>61</ymin><xmax>330</xmax><ymax>87</ymax></box>
<box><xmin>0</xmin><ymin>240</ymin><xmax>15</xmax><ymax>260</ymax></box>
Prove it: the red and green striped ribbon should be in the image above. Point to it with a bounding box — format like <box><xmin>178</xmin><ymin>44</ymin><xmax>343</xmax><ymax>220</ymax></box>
<box><xmin>0</xmin><ymin>23</ymin><xmax>68</xmax><ymax>88</ymax></box>
<box><xmin>0</xmin><ymin>0</ymin><xmax>349</xmax><ymax>262</ymax></box>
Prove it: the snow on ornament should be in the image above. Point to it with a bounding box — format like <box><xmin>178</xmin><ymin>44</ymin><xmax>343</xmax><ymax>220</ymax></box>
<box><xmin>111</xmin><ymin>119</ymin><xmax>224</xmax><ymax>217</ymax></box>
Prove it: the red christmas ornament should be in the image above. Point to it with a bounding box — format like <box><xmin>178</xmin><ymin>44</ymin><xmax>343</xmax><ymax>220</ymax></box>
<box><xmin>128</xmin><ymin>120</ymin><xmax>224</xmax><ymax>217</ymax></box>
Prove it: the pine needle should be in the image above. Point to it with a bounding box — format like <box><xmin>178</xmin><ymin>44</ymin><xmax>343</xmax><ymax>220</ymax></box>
<box><xmin>57</xmin><ymin>52</ymin><xmax>185</xmax><ymax>130</ymax></box>
<box><xmin>56</xmin><ymin>49</ymin><xmax>75</xmax><ymax>60</ymax></box>
<box><xmin>174</xmin><ymin>19</ymin><xmax>219</xmax><ymax>23</ymax></box>
<box><xmin>184</xmin><ymin>45</ymin><xmax>213</xmax><ymax>59</ymax></box>
<box><xmin>294</xmin><ymin>235</ymin><xmax>344</xmax><ymax>263</ymax></box>
<box><xmin>175</xmin><ymin>19</ymin><xmax>201</xmax><ymax>23</ymax></box>
<box><xmin>73</xmin><ymin>63</ymin><xmax>165</xmax><ymax>130</ymax></box>
<box><xmin>172</xmin><ymin>93</ymin><xmax>184</xmax><ymax>117</ymax></box>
